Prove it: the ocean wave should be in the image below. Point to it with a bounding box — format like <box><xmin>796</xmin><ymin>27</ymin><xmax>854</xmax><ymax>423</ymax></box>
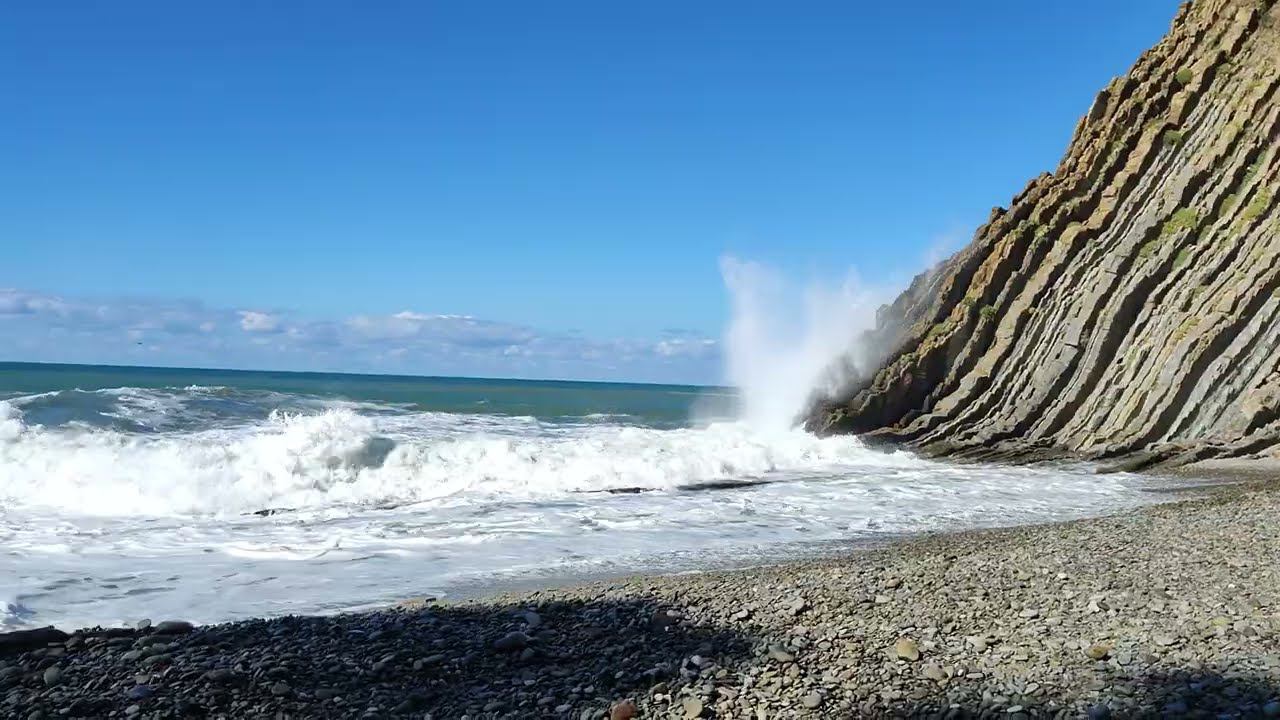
<box><xmin>0</xmin><ymin>384</ymin><xmax>417</xmax><ymax>435</ymax></box>
<box><xmin>0</xmin><ymin>402</ymin><xmax>904</xmax><ymax>517</ymax></box>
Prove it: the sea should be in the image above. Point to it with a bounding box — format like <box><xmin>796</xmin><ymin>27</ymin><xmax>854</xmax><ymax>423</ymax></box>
<box><xmin>0</xmin><ymin>362</ymin><xmax>1172</xmax><ymax>631</ymax></box>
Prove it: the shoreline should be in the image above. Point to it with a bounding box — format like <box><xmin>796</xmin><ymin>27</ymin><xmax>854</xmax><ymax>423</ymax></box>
<box><xmin>4</xmin><ymin>471</ymin><xmax>1279</xmax><ymax>718</ymax></box>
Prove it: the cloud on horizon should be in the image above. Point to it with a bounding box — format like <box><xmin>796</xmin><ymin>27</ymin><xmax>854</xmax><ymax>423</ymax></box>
<box><xmin>0</xmin><ymin>288</ymin><xmax>720</xmax><ymax>384</ymax></box>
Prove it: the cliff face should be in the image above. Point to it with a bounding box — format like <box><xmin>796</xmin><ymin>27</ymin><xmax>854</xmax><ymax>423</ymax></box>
<box><xmin>806</xmin><ymin>0</ymin><xmax>1280</xmax><ymax>470</ymax></box>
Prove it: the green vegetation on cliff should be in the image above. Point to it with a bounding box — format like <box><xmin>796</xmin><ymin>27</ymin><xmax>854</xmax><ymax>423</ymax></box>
<box><xmin>807</xmin><ymin>0</ymin><xmax>1280</xmax><ymax>471</ymax></box>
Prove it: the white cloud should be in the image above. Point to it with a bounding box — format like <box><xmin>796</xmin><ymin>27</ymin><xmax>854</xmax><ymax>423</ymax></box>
<box><xmin>0</xmin><ymin>288</ymin><xmax>720</xmax><ymax>384</ymax></box>
<box><xmin>0</xmin><ymin>289</ymin><xmax>70</xmax><ymax>316</ymax></box>
<box><xmin>238</xmin><ymin>311</ymin><xmax>280</xmax><ymax>333</ymax></box>
<box><xmin>654</xmin><ymin>338</ymin><xmax>718</xmax><ymax>357</ymax></box>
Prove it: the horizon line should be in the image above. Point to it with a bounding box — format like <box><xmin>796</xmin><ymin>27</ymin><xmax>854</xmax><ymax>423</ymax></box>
<box><xmin>0</xmin><ymin>359</ymin><xmax>731</xmax><ymax>391</ymax></box>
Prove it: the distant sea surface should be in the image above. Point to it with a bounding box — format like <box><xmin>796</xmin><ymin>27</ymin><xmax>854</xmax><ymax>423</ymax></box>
<box><xmin>1</xmin><ymin>362</ymin><xmax>1168</xmax><ymax>630</ymax></box>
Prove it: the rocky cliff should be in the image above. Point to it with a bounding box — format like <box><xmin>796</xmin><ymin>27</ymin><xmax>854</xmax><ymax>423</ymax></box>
<box><xmin>805</xmin><ymin>0</ymin><xmax>1280</xmax><ymax>471</ymax></box>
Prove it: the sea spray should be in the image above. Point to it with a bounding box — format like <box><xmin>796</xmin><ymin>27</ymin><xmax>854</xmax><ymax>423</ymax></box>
<box><xmin>719</xmin><ymin>256</ymin><xmax>888</xmax><ymax>431</ymax></box>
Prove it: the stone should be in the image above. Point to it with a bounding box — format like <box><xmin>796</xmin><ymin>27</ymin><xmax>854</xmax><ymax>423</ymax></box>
<box><xmin>1085</xmin><ymin>644</ymin><xmax>1111</xmax><ymax>660</ymax></box>
<box><xmin>767</xmin><ymin>645</ymin><xmax>795</xmax><ymax>663</ymax></box>
<box><xmin>493</xmin><ymin>631</ymin><xmax>530</xmax><ymax>652</ymax></box>
<box><xmin>801</xmin><ymin>692</ymin><xmax>823</xmax><ymax>708</ymax></box>
<box><xmin>610</xmin><ymin>700</ymin><xmax>638</xmax><ymax>720</ymax></box>
<box><xmin>0</xmin><ymin>627</ymin><xmax>69</xmax><ymax>654</ymax></box>
<box><xmin>894</xmin><ymin>638</ymin><xmax>920</xmax><ymax>661</ymax></box>
<box><xmin>393</xmin><ymin>693</ymin><xmax>428</xmax><ymax>713</ymax></box>
<box><xmin>41</xmin><ymin>666</ymin><xmax>62</xmax><ymax>686</ymax></box>
<box><xmin>202</xmin><ymin>668</ymin><xmax>233</xmax><ymax>683</ymax></box>
<box><xmin>923</xmin><ymin>663</ymin><xmax>946</xmax><ymax>682</ymax></box>
<box><xmin>650</xmin><ymin>610</ymin><xmax>679</xmax><ymax>631</ymax></box>
<box><xmin>154</xmin><ymin>620</ymin><xmax>194</xmax><ymax>635</ymax></box>
<box><xmin>681</xmin><ymin>696</ymin><xmax>704</xmax><ymax>718</ymax></box>
<box><xmin>270</xmin><ymin>681</ymin><xmax>291</xmax><ymax>697</ymax></box>
<box><xmin>136</xmin><ymin>619</ymin><xmax>152</xmax><ymax>631</ymax></box>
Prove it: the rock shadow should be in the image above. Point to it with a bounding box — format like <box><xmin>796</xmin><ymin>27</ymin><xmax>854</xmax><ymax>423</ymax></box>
<box><xmin>1</xmin><ymin>596</ymin><xmax>756</xmax><ymax>719</ymax></box>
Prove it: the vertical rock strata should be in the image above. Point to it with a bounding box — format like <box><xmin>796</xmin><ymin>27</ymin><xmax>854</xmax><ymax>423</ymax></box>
<box><xmin>806</xmin><ymin>0</ymin><xmax>1280</xmax><ymax>469</ymax></box>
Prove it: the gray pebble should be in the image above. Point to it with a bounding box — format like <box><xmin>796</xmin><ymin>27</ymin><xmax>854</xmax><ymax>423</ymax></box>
<box><xmin>493</xmin><ymin>631</ymin><xmax>529</xmax><ymax>652</ymax></box>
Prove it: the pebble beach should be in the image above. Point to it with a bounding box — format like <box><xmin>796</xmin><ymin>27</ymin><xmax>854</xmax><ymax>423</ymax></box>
<box><xmin>4</xmin><ymin>476</ymin><xmax>1279</xmax><ymax>719</ymax></box>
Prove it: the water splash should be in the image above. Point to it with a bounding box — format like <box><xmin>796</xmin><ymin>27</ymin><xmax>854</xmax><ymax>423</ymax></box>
<box><xmin>719</xmin><ymin>256</ymin><xmax>888</xmax><ymax>431</ymax></box>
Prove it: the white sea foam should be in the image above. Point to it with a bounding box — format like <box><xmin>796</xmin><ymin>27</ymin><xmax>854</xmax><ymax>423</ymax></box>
<box><xmin>0</xmin><ymin>387</ymin><xmax>1178</xmax><ymax>632</ymax></box>
<box><xmin>0</xmin><ymin>402</ymin><xmax>898</xmax><ymax>517</ymax></box>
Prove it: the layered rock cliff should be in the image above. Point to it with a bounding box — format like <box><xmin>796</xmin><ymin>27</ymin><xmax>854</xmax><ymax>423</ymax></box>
<box><xmin>805</xmin><ymin>0</ymin><xmax>1280</xmax><ymax>470</ymax></box>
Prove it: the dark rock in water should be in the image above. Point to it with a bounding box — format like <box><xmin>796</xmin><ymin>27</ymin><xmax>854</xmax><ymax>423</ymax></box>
<box><xmin>136</xmin><ymin>619</ymin><xmax>152</xmax><ymax>630</ymax></box>
<box><xmin>248</xmin><ymin>507</ymin><xmax>296</xmax><ymax>517</ymax></box>
<box><xmin>154</xmin><ymin>620</ymin><xmax>194</xmax><ymax>635</ymax></box>
<box><xmin>492</xmin><ymin>631</ymin><xmax>529</xmax><ymax>652</ymax></box>
<box><xmin>89</xmin><ymin>627</ymin><xmax>136</xmax><ymax>639</ymax></box>
<box><xmin>0</xmin><ymin>627</ymin><xmax>68</xmax><ymax>655</ymax></box>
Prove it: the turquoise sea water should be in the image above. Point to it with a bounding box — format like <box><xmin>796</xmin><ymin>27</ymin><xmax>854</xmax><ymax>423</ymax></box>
<box><xmin>1</xmin><ymin>362</ymin><xmax>1164</xmax><ymax>631</ymax></box>
<box><xmin>0</xmin><ymin>362</ymin><xmax>728</xmax><ymax>431</ymax></box>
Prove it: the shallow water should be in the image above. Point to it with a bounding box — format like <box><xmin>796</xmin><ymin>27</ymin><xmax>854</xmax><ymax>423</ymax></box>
<box><xmin>1</xmin><ymin>363</ymin><xmax>1175</xmax><ymax>631</ymax></box>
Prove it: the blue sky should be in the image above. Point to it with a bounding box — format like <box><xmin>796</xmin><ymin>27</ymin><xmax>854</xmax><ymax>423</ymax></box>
<box><xmin>2</xmin><ymin>1</ymin><xmax>1176</xmax><ymax>383</ymax></box>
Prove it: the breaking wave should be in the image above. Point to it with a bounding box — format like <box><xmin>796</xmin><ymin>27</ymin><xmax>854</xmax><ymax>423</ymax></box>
<box><xmin>0</xmin><ymin>399</ymin><xmax>888</xmax><ymax>517</ymax></box>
